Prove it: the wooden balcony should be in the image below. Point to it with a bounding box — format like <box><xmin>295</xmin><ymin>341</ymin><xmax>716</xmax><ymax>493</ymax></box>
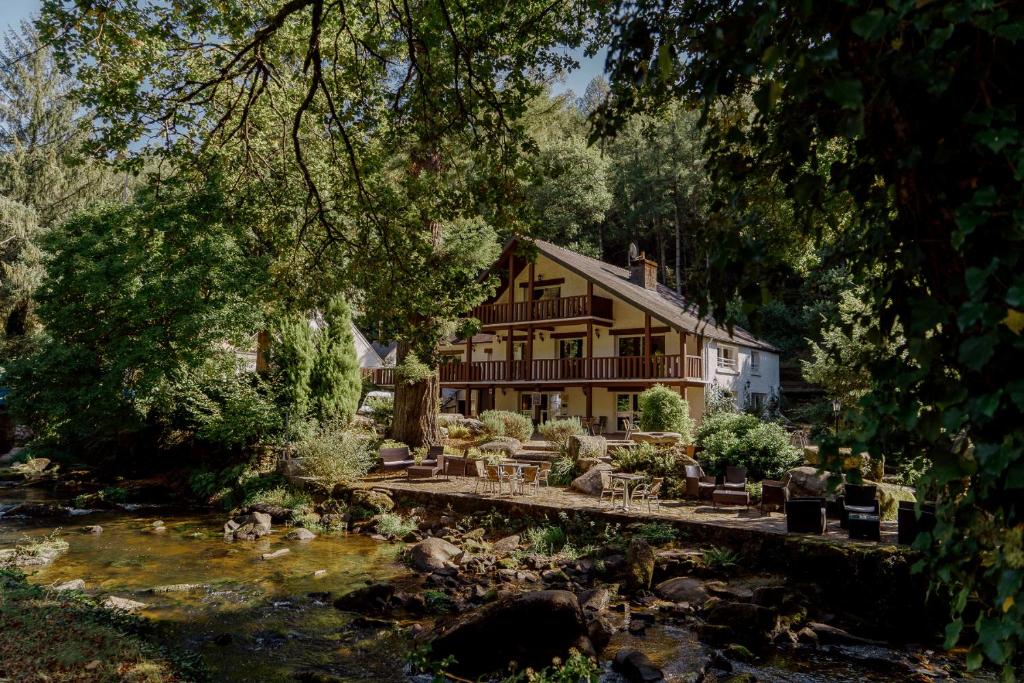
<box><xmin>472</xmin><ymin>294</ymin><xmax>613</xmax><ymax>326</ymax></box>
<box><xmin>367</xmin><ymin>354</ymin><xmax>704</xmax><ymax>386</ymax></box>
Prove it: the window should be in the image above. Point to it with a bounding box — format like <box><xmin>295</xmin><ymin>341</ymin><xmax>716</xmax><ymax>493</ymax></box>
<box><xmin>532</xmin><ymin>286</ymin><xmax>561</xmax><ymax>301</ymax></box>
<box><xmin>717</xmin><ymin>345</ymin><xmax>738</xmax><ymax>371</ymax></box>
<box><xmin>439</xmin><ymin>353</ymin><xmax>462</xmax><ymax>365</ymax></box>
<box><xmin>617</xmin><ymin>335</ymin><xmax>666</xmax><ymax>357</ymax></box>
<box><xmin>751</xmin><ymin>350</ymin><xmax>761</xmax><ymax>375</ymax></box>
<box><xmin>559</xmin><ymin>338</ymin><xmax>583</xmax><ymax>359</ymax></box>
<box><xmin>750</xmin><ymin>392</ymin><xmax>767</xmax><ymax>411</ymax></box>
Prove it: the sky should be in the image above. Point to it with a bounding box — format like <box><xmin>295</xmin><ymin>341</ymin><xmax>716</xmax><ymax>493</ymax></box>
<box><xmin>1</xmin><ymin>1</ymin><xmax>604</xmax><ymax>96</ymax></box>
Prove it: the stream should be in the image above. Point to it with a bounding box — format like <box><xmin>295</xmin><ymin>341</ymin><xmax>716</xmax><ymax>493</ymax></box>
<box><xmin>0</xmin><ymin>486</ymin><xmax>412</xmax><ymax>682</ymax></box>
<box><xmin>0</xmin><ymin>485</ymin><xmax>991</xmax><ymax>683</ymax></box>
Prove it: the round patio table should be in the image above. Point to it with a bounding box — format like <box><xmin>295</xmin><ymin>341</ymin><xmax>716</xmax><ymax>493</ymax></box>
<box><xmin>608</xmin><ymin>472</ymin><xmax>647</xmax><ymax>511</ymax></box>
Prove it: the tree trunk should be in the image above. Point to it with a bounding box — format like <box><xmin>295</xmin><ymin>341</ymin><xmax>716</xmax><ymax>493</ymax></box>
<box><xmin>391</xmin><ymin>342</ymin><xmax>443</xmax><ymax>447</ymax></box>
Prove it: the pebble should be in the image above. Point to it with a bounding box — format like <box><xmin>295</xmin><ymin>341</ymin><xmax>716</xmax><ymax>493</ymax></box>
<box><xmin>313</xmin><ymin>569</ymin><xmax>328</xmax><ymax>577</ymax></box>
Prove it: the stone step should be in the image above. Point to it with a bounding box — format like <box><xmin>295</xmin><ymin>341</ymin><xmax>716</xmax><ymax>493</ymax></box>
<box><xmin>523</xmin><ymin>440</ymin><xmax>556</xmax><ymax>452</ymax></box>
<box><xmin>513</xmin><ymin>451</ymin><xmax>559</xmax><ymax>463</ymax></box>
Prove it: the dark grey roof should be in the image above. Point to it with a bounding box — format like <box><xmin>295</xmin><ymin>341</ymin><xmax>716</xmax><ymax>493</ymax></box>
<box><xmin>531</xmin><ymin>239</ymin><xmax>778</xmax><ymax>352</ymax></box>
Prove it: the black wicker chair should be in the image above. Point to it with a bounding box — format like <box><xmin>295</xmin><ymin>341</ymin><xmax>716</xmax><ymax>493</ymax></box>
<box><xmin>785</xmin><ymin>497</ymin><xmax>827</xmax><ymax>534</ymax></box>
<box><xmin>897</xmin><ymin>500</ymin><xmax>936</xmax><ymax>546</ymax></box>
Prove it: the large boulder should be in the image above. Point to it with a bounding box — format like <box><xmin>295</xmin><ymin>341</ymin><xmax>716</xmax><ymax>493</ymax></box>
<box><xmin>782</xmin><ymin>466</ymin><xmax>841</xmax><ymax>499</ymax></box>
<box><xmin>429</xmin><ymin>590</ymin><xmax>590</xmax><ymax>678</ymax></box>
<box><xmin>625</xmin><ymin>538</ymin><xmax>655</xmax><ymax>592</ymax></box>
<box><xmin>655</xmin><ymin>577</ymin><xmax>709</xmax><ymax>605</ymax></box>
<box><xmin>702</xmin><ymin>600</ymin><xmax>781</xmax><ymax>646</ymax></box>
<box><xmin>410</xmin><ymin>537</ymin><xmax>462</xmax><ymax>572</ymax></box>
<box><xmin>333</xmin><ymin>582</ymin><xmax>397</xmax><ymax>614</ymax></box>
<box><xmin>568</xmin><ymin>435</ymin><xmax>607</xmax><ymax>460</ymax></box>
<box><xmin>350</xmin><ymin>489</ymin><xmax>394</xmax><ymax>514</ymax></box>
<box><xmin>463</xmin><ymin>418</ymin><xmax>487</xmax><ymax>435</ymax></box>
<box><xmin>229</xmin><ymin>511</ymin><xmax>272</xmax><ymax>541</ymax></box>
<box><xmin>11</xmin><ymin>458</ymin><xmax>51</xmax><ymax>476</ymax></box>
<box><xmin>247</xmin><ymin>502</ymin><xmax>293</xmax><ymax>523</ymax></box>
<box><xmin>875</xmin><ymin>482</ymin><xmax>916</xmax><ymax>521</ymax></box>
<box><xmin>478</xmin><ymin>438</ymin><xmax>521</xmax><ymax>458</ymax></box>
<box><xmin>612</xmin><ymin>649</ymin><xmax>665</xmax><ymax>683</ymax></box>
<box><xmin>570</xmin><ymin>463</ymin><xmax>614</xmax><ymax>495</ymax></box>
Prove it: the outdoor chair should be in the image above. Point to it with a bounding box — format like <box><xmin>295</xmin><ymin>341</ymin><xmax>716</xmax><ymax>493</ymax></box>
<box><xmin>481</xmin><ymin>464</ymin><xmax>503</xmax><ymax>494</ymax></box>
<box><xmin>598</xmin><ymin>470</ymin><xmax>625</xmax><ymax>506</ymax></box>
<box><xmin>498</xmin><ymin>463</ymin><xmax>521</xmax><ymax>495</ymax></box>
<box><xmin>897</xmin><ymin>500</ymin><xmax>936</xmax><ymax>546</ymax></box>
<box><xmin>423</xmin><ymin>445</ymin><xmax>444</xmax><ymax>466</ymax></box>
<box><xmin>785</xmin><ymin>497</ymin><xmax>827</xmax><ymax>534</ymax></box>
<box><xmin>760</xmin><ymin>480</ymin><xmax>789</xmax><ymax>515</ymax></box>
<box><xmin>518</xmin><ymin>465</ymin><xmax>540</xmax><ymax>496</ymax></box>
<box><xmin>623</xmin><ymin>418</ymin><xmax>636</xmax><ymax>441</ymax></box>
<box><xmin>632</xmin><ymin>477</ymin><xmax>663</xmax><ymax>512</ymax></box>
<box><xmin>723</xmin><ymin>466</ymin><xmax>748</xmax><ymax>491</ymax></box>
<box><xmin>537</xmin><ymin>461</ymin><xmax>552</xmax><ymax>487</ymax></box>
<box><xmin>840</xmin><ymin>484</ymin><xmax>880</xmax><ymax>541</ymax></box>
<box><xmin>684</xmin><ymin>465</ymin><xmax>716</xmax><ymax>500</ymax></box>
<box><xmin>379</xmin><ymin>446</ymin><xmax>415</xmax><ymax>473</ymax></box>
<box><xmin>471</xmin><ymin>460</ymin><xmax>490</xmax><ymax>493</ymax></box>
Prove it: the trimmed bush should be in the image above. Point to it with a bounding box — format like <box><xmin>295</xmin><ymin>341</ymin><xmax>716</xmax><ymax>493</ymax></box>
<box><xmin>696</xmin><ymin>412</ymin><xmax>800</xmax><ymax>479</ymax></box>
<box><xmin>538</xmin><ymin>417</ymin><xmax>586</xmax><ymax>456</ymax></box>
<box><xmin>293</xmin><ymin>422</ymin><xmax>377</xmax><ymax>489</ymax></box>
<box><xmin>638</xmin><ymin>384</ymin><xmax>693</xmax><ymax>442</ymax></box>
<box><xmin>480</xmin><ymin>410</ymin><xmax>534</xmax><ymax>442</ymax></box>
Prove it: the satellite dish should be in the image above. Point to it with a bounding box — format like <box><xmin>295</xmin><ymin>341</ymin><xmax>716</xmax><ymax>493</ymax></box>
<box><xmin>628</xmin><ymin>242</ymin><xmax>639</xmax><ymax>262</ymax></box>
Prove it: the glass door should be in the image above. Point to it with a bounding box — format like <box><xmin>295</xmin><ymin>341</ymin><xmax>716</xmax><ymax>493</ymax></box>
<box><xmin>616</xmin><ymin>393</ymin><xmax>639</xmax><ymax>432</ymax></box>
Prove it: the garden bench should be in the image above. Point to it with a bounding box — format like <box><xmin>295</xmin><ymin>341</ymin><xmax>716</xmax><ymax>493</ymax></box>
<box><xmin>380</xmin><ymin>446</ymin><xmax>415</xmax><ymax>472</ymax></box>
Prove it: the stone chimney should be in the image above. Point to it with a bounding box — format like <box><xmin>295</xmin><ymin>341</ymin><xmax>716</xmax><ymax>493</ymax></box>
<box><xmin>629</xmin><ymin>252</ymin><xmax>658</xmax><ymax>290</ymax></box>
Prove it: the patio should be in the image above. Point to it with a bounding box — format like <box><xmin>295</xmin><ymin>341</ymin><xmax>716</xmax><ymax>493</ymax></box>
<box><xmin>373</xmin><ymin>475</ymin><xmax>900</xmax><ymax>548</ymax></box>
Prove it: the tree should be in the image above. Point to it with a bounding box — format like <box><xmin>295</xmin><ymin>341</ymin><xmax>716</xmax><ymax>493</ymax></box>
<box><xmin>6</xmin><ymin>176</ymin><xmax>267</xmax><ymax>457</ymax></box>
<box><xmin>0</xmin><ymin>21</ymin><xmax>126</xmax><ymax>353</ymax></box>
<box><xmin>40</xmin><ymin>1</ymin><xmax>586</xmax><ymax>446</ymax></box>
<box><xmin>310</xmin><ymin>294</ymin><xmax>361</xmax><ymax>423</ymax></box>
<box><xmin>597</xmin><ymin>1</ymin><xmax>1024</xmax><ymax>674</ymax></box>
<box><xmin>271</xmin><ymin>314</ymin><xmax>316</xmax><ymax>420</ymax></box>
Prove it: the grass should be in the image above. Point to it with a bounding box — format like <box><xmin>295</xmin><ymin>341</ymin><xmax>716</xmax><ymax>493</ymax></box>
<box><xmin>520</xmin><ymin>524</ymin><xmax>594</xmax><ymax>563</ymax></box>
<box><xmin>634</xmin><ymin>522</ymin><xmax>677</xmax><ymax>546</ymax></box>
<box><xmin>0</xmin><ymin>569</ymin><xmax>205</xmax><ymax>682</ymax></box>
<box><xmin>374</xmin><ymin>511</ymin><xmax>418</xmax><ymax>540</ymax></box>
<box><xmin>243</xmin><ymin>485</ymin><xmax>312</xmax><ymax>510</ymax></box>
<box><xmin>0</xmin><ymin>531</ymin><xmax>69</xmax><ymax>568</ymax></box>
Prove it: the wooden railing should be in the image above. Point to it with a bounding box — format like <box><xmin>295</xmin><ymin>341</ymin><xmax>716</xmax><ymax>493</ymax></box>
<box><xmin>372</xmin><ymin>354</ymin><xmax>704</xmax><ymax>386</ymax></box>
<box><xmin>472</xmin><ymin>294</ymin><xmax>613</xmax><ymax>325</ymax></box>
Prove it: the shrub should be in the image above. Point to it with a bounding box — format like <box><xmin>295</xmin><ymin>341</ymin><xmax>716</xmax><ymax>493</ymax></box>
<box><xmin>446</xmin><ymin>424</ymin><xmax>470</xmax><ymax>440</ymax></box>
<box><xmin>538</xmin><ymin>418</ymin><xmax>586</xmax><ymax>456</ymax></box>
<box><xmin>480</xmin><ymin>410</ymin><xmax>533</xmax><ymax>442</ymax></box>
<box><xmin>294</xmin><ymin>421</ymin><xmax>376</xmax><ymax>490</ymax></box>
<box><xmin>634</xmin><ymin>522</ymin><xmax>677</xmax><ymax>545</ymax></box>
<box><xmin>638</xmin><ymin>384</ymin><xmax>693</xmax><ymax>442</ymax></box>
<box><xmin>702</xmin><ymin>545</ymin><xmax>740</xmax><ymax>573</ymax></box>
<box><xmin>244</xmin><ymin>485</ymin><xmax>312</xmax><ymax>511</ymax></box>
<box><xmin>547</xmin><ymin>455</ymin><xmax>577</xmax><ymax>486</ymax></box>
<box><xmin>365</xmin><ymin>395</ymin><xmax>393</xmax><ymax>429</ymax></box>
<box><xmin>523</xmin><ymin>525</ymin><xmax>568</xmax><ymax>556</ymax></box>
<box><xmin>696</xmin><ymin>412</ymin><xmax>799</xmax><ymax>479</ymax></box>
<box><xmin>501</xmin><ymin>648</ymin><xmax>600</xmax><ymax>683</ymax></box>
<box><xmin>374</xmin><ymin>511</ymin><xmax>418</xmax><ymax>539</ymax></box>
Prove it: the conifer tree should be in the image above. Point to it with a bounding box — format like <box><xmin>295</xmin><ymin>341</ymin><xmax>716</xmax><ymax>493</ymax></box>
<box><xmin>310</xmin><ymin>295</ymin><xmax>362</xmax><ymax>424</ymax></box>
<box><xmin>271</xmin><ymin>315</ymin><xmax>316</xmax><ymax>419</ymax></box>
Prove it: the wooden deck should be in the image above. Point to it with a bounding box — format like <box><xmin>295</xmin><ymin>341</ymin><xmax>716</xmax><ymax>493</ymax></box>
<box><xmin>374</xmin><ymin>476</ymin><xmax>900</xmax><ymax>550</ymax></box>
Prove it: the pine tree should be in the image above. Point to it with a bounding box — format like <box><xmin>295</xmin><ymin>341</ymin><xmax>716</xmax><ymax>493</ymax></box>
<box><xmin>310</xmin><ymin>295</ymin><xmax>362</xmax><ymax>423</ymax></box>
<box><xmin>271</xmin><ymin>314</ymin><xmax>316</xmax><ymax>418</ymax></box>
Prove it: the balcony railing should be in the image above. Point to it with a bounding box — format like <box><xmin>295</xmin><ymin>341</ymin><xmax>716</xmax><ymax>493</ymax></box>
<box><xmin>472</xmin><ymin>294</ymin><xmax>613</xmax><ymax>326</ymax></box>
<box><xmin>368</xmin><ymin>354</ymin><xmax>704</xmax><ymax>386</ymax></box>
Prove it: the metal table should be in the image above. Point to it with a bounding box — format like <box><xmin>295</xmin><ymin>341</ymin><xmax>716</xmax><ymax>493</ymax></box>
<box><xmin>608</xmin><ymin>472</ymin><xmax>646</xmax><ymax>511</ymax></box>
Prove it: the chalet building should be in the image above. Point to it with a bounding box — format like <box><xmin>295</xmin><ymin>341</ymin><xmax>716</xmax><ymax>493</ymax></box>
<box><xmin>373</xmin><ymin>238</ymin><xmax>780</xmax><ymax>430</ymax></box>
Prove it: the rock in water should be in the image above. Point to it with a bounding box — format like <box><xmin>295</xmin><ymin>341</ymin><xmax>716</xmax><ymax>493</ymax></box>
<box><xmin>54</xmin><ymin>579</ymin><xmax>86</xmax><ymax>592</ymax></box>
<box><xmin>655</xmin><ymin>577</ymin><xmax>709</xmax><ymax>605</ymax></box>
<box><xmin>612</xmin><ymin>649</ymin><xmax>665</xmax><ymax>683</ymax></box>
<box><xmin>409</xmin><ymin>537</ymin><xmax>462</xmax><ymax>572</ymax></box>
<box><xmin>286</xmin><ymin>528</ymin><xmax>317</xmax><ymax>541</ymax></box>
<box><xmin>429</xmin><ymin>590</ymin><xmax>590</xmax><ymax>678</ymax></box>
<box><xmin>333</xmin><ymin>583</ymin><xmax>396</xmax><ymax>614</ymax></box>
<box><xmin>701</xmin><ymin>601</ymin><xmax>781</xmax><ymax>646</ymax></box>
<box><xmin>261</xmin><ymin>548</ymin><xmax>290</xmax><ymax>560</ymax></box>
<box><xmin>230</xmin><ymin>511</ymin><xmax>273</xmax><ymax>540</ymax></box>
<box><xmin>103</xmin><ymin>596</ymin><xmax>147</xmax><ymax>612</ymax></box>
<box><xmin>626</xmin><ymin>538</ymin><xmax>655</xmax><ymax>592</ymax></box>
<box><xmin>81</xmin><ymin>525</ymin><xmax>103</xmax><ymax>535</ymax></box>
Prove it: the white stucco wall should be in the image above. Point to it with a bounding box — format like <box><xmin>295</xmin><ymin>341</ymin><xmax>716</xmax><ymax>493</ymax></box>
<box><xmin>704</xmin><ymin>339</ymin><xmax>780</xmax><ymax>409</ymax></box>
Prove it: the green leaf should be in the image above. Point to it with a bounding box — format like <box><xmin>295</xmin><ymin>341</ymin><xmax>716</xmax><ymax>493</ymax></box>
<box><xmin>851</xmin><ymin>9</ymin><xmax>890</xmax><ymax>40</ymax></box>
<box><xmin>823</xmin><ymin>78</ymin><xmax>863</xmax><ymax>110</ymax></box>
<box><xmin>945</xmin><ymin>618</ymin><xmax>963</xmax><ymax>648</ymax></box>
<box><xmin>959</xmin><ymin>335</ymin><xmax>996</xmax><ymax>370</ymax></box>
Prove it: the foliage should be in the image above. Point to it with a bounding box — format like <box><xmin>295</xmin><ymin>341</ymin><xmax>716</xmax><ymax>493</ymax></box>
<box><xmin>271</xmin><ymin>313</ymin><xmax>316</xmax><ymax>418</ymax></box>
<box><xmin>701</xmin><ymin>546</ymin><xmax>740</xmax><ymax>574</ymax></box>
<box><xmin>703</xmin><ymin>381</ymin><xmax>738</xmax><ymax>417</ymax></box>
<box><xmin>0</xmin><ymin>569</ymin><xmax>206</xmax><ymax>682</ymax></box>
<box><xmin>613</xmin><ymin>442</ymin><xmax>686</xmax><ymax>496</ymax></box>
<box><xmin>637</xmin><ymin>384</ymin><xmax>693</xmax><ymax>442</ymax></box>
<box><xmin>523</xmin><ymin>525</ymin><xmax>569</xmax><ymax>557</ymax></box>
<box><xmin>365</xmin><ymin>395</ymin><xmax>394</xmax><ymax>430</ymax></box>
<box><xmin>309</xmin><ymin>295</ymin><xmax>362</xmax><ymax>423</ymax></box>
<box><xmin>6</xmin><ymin>177</ymin><xmax>266</xmax><ymax>459</ymax></box>
<box><xmin>374</xmin><ymin>512</ymin><xmax>418</xmax><ymax>540</ymax></box>
<box><xmin>547</xmin><ymin>456</ymin><xmax>577</xmax><ymax>487</ymax></box>
<box><xmin>696</xmin><ymin>412</ymin><xmax>800</xmax><ymax>480</ymax></box>
<box><xmin>292</xmin><ymin>422</ymin><xmax>377</xmax><ymax>491</ymax></box>
<box><xmin>243</xmin><ymin>486</ymin><xmax>312</xmax><ymax>512</ymax></box>
<box><xmin>501</xmin><ymin>649</ymin><xmax>601</xmax><ymax>683</ymax></box>
<box><xmin>445</xmin><ymin>424</ymin><xmax>470</xmax><ymax>440</ymax></box>
<box><xmin>598</xmin><ymin>2</ymin><xmax>1024</xmax><ymax>671</ymax></box>
<box><xmin>538</xmin><ymin>418</ymin><xmax>586</xmax><ymax>457</ymax></box>
<box><xmin>187</xmin><ymin>455</ymin><xmax>282</xmax><ymax>510</ymax></box>
<box><xmin>422</xmin><ymin>589</ymin><xmax>455</xmax><ymax>615</ymax></box>
<box><xmin>634</xmin><ymin>522</ymin><xmax>677</xmax><ymax>546</ymax></box>
<box><xmin>480</xmin><ymin>410</ymin><xmax>534</xmax><ymax>442</ymax></box>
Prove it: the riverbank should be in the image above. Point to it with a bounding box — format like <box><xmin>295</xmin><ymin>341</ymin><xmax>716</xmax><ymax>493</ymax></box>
<box><xmin>0</xmin><ymin>474</ymin><xmax>980</xmax><ymax>682</ymax></box>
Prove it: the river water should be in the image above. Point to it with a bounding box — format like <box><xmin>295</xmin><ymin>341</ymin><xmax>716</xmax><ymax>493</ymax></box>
<box><xmin>0</xmin><ymin>486</ymin><xmax>412</xmax><ymax>682</ymax></box>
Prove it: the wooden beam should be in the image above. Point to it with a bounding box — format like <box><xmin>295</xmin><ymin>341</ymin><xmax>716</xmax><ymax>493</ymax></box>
<box><xmin>644</xmin><ymin>313</ymin><xmax>652</xmax><ymax>379</ymax></box>
<box><xmin>527</xmin><ymin>261</ymin><xmax>535</xmax><ymax>320</ymax></box>
<box><xmin>585</xmin><ymin>385</ymin><xmax>593</xmax><ymax>419</ymax></box>
<box><xmin>551</xmin><ymin>331</ymin><xmax>587</xmax><ymax>339</ymax></box>
<box><xmin>609</xmin><ymin>326</ymin><xmax>670</xmax><ymax>336</ymax></box>
<box><xmin>519</xmin><ymin>277</ymin><xmax>564</xmax><ymax>288</ymax></box>
<box><xmin>507</xmin><ymin>252</ymin><xmax>515</xmax><ymax>306</ymax></box>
